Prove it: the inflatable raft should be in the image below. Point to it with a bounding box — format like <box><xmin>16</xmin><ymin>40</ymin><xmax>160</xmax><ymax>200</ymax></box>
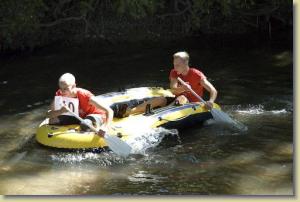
<box><xmin>36</xmin><ymin>87</ymin><xmax>220</xmax><ymax>149</ymax></box>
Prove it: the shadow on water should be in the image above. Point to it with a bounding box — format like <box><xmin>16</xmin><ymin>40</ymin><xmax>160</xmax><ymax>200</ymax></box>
<box><xmin>0</xmin><ymin>42</ymin><xmax>293</xmax><ymax>195</ymax></box>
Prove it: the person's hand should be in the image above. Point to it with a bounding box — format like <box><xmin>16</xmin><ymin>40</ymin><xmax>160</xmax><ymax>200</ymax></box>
<box><xmin>182</xmin><ymin>82</ymin><xmax>191</xmax><ymax>91</ymax></box>
<box><xmin>205</xmin><ymin>101</ymin><xmax>214</xmax><ymax>110</ymax></box>
<box><xmin>59</xmin><ymin>105</ymin><xmax>69</xmax><ymax>113</ymax></box>
<box><xmin>97</xmin><ymin>128</ymin><xmax>106</xmax><ymax>137</ymax></box>
<box><xmin>175</xmin><ymin>95</ymin><xmax>189</xmax><ymax>105</ymax></box>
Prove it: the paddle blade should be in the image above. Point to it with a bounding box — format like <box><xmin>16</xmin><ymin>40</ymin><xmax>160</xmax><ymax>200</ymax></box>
<box><xmin>211</xmin><ymin>108</ymin><xmax>247</xmax><ymax>131</ymax></box>
<box><xmin>104</xmin><ymin>134</ymin><xmax>132</xmax><ymax>157</ymax></box>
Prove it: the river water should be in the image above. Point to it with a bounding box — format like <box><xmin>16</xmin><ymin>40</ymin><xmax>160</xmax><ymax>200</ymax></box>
<box><xmin>0</xmin><ymin>42</ymin><xmax>293</xmax><ymax>195</ymax></box>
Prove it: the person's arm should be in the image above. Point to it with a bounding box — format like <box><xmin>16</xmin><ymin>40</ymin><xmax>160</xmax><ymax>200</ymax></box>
<box><xmin>170</xmin><ymin>77</ymin><xmax>190</xmax><ymax>95</ymax></box>
<box><xmin>46</xmin><ymin>101</ymin><xmax>68</xmax><ymax>118</ymax></box>
<box><xmin>200</xmin><ymin>78</ymin><xmax>218</xmax><ymax>109</ymax></box>
<box><xmin>89</xmin><ymin>96</ymin><xmax>113</xmax><ymax>127</ymax></box>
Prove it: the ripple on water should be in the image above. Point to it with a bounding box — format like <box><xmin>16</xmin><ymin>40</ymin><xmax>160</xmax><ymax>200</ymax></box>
<box><xmin>50</xmin><ymin>151</ymin><xmax>126</xmax><ymax>167</ymax></box>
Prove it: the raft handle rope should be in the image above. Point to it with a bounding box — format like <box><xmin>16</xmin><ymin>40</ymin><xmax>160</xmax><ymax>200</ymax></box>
<box><xmin>158</xmin><ymin>115</ymin><xmax>189</xmax><ymax>122</ymax></box>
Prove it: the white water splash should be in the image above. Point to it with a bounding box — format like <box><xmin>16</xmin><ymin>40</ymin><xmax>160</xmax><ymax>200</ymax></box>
<box><xmin>236</xmin><ymin>105</ymin><xmax>265</xmax><ymax>115</ymax></box>
<box><xmin>236</xmin><ymin>105</ymin><xmax>289</xmax><ymax>115</ymax></box>
<box><xmin>125</xmin><ymin>127</ymin><xmax>179</xmax><ymax>155</ymax></box>
<box><xmin>268</xmin><ymin>109</ymin><xmax>288</xmax><ymax>114</ymax></box>
<box><xmin>49</xmin><ymin>126</ymin><xmax>180</xmax><ymax>163</ymax></box>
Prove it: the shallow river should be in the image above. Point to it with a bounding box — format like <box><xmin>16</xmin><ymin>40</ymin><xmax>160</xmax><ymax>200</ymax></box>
<box><xmin>0</xmin><ymin>43</ymin><xmax>293</xmax><ymax>195</ymax></box>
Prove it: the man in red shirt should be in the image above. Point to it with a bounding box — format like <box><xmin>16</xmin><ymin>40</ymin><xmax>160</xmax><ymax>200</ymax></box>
<box><xmin>169</xmin><ymin>51</ymin><xmax>217</xmax><ymax>109</ymax></box>
<box><xmin>115</xmin><ymin>51</ymin><xmax>218</xmax><ymax>117</ymax></box>
<box><xmin>47</xmin><ymin>73</ymin><xmax>113</xmax><ymax>136</ymax></box>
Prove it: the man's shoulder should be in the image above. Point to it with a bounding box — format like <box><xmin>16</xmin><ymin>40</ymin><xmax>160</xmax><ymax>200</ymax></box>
<box><xmin>189</xmin><ymin>68</ymin><xmax>206</xmax><ymax>79</ymax></box>
<box><xmin>77</xmin><ymin>88</ymin><xmax>93</xmax><ymax>96</ymax></box>
<box><xmin>190</xmin><ymin>67</ymin><xmax>202</xmax><ymax>72</ymax></box>
<box><xmin>169</xmin><ymin>69</ymin><xmax>178</xmax><ymax>77</ymax></box>
<box><xmin>76</xmin><ymin>87</ymin><xmax>88</xmax><ymax>92</ymax></box>
<box><xmin>170</xmin><ymin>69</ymin><xmax>177</xmax><ymax>73</ymax></box>
<box><xmin>55</xmin><ymin>89</ymin><xmax>61</xmax><ymax>95</ymax></box>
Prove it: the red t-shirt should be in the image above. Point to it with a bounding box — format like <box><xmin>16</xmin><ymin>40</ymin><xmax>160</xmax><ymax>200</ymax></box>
<box><xmin>56</xmin><ymin>88</ymin><xmax>106</xmax><ymax>119</ymax></box>
<box><xmin>169</xmin><ymin>68</ymin><xmax>207</xmax><ymax>102</ymax></box>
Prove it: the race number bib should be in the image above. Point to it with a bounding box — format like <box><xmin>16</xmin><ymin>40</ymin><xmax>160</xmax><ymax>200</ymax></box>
<box><xmin>54</xmin><ymin>96</ymin><xmax>79</xmax><ymax>116</ymax></box>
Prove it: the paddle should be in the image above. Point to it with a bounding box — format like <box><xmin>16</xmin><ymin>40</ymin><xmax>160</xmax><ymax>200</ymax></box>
<box><xmin>177</xmin><ymin>77</ymin><xmax>246</xmax><ymax>131</ymax></box>
<box><xmin>63</xmin><ymin>106</ymin><xmax>132</xmax><ymax>157</ymax></box>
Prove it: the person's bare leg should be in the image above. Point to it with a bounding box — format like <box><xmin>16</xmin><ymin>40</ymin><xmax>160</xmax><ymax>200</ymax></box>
<box><xmin>176</xmin><ymin>95</ymin><xmax>189</xmax><ymax>105</ymax></box>
<box><xmin>49</xmin><ymin>117</ymin><xmax>60</xmax><ymax>125</ymax></box>
<box><xmin>125</xmin><ymin>97</ymin><xmax>168</xmax><ymax>116</ymax></box>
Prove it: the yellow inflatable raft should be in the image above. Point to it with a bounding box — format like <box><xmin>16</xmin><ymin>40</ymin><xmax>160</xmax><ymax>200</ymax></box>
<box><xmin>36</xmin><ymin>87</ymin><xmax>220</xmax><ymax>149</ymax></box>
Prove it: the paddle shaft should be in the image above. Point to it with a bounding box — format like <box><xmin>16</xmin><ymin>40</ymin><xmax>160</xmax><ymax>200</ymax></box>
<box><xmin>177</xmin><ymin>77</ymin><xmax>206</xmax><ymax>103</ymax></box>
<box><xmin>64</xmin><ymin>106</ymin><xmax>99</xmax><ymax>133</ymax></box>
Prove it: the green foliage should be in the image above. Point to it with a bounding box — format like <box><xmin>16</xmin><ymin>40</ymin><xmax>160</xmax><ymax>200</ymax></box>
<box><xmin>112</xmin><ymin>0</ymin><xmax>162</xmax><ymax>19</ymax></box>
<box><xmin>0</xmin><ymin>0</ymin><xmax>45</xmax><ymax>50</ymax></box>
<box><xmin>0</xmin><ymin>0</ymin><xmax>293</xmax><ymax>51</ymax></box>
<box><xmin>79</xmin><ymin>0</ymin><xmax>95</xmax><ymax>15</ymax></box>
<box><xmin>187</xmin><ymin>0</ymin><xmax>292</xmax><ymax>33</ymax></box>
